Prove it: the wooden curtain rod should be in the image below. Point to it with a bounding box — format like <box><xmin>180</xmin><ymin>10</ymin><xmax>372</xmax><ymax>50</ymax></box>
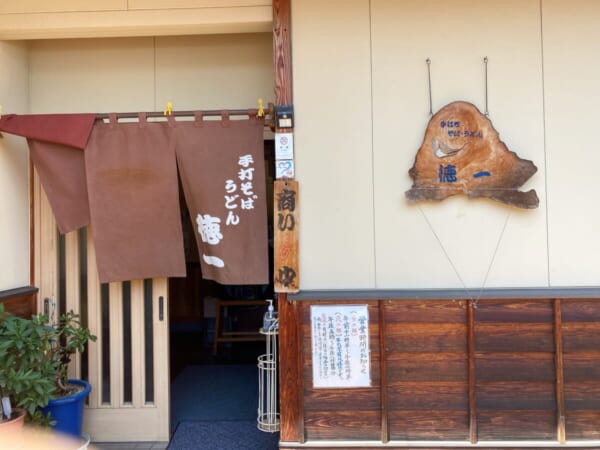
<box><xmin>95</xmin><ymin>108</ymin><xmax>268</xmax><ymax>120</ymax></box>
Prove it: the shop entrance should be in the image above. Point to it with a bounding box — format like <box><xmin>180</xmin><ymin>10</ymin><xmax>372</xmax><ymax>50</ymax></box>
<box><xmin>168</xmin><ymin>139</ymin><xmax>275</xmax><ymax>433</ymax></box>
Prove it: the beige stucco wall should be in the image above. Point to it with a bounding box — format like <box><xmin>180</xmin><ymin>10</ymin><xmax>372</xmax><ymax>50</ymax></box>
<box><xmin>294</xmin><ymin>0</ymin><xmax>600</xmax><ymax>290</ymax></box>
<box><xmin>0</xmin><ymin>41</ymin><xmax>30</xmax><ymax>291</ymax></box>
<box><xmin>28</xmin><ymin>33</ymin><xmax>273</xmax><ymax>113</ymax></box>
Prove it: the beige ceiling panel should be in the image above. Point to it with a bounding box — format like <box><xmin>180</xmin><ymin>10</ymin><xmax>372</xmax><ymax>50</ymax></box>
<box><xmin>0</xmin><ymin>7</ymin><xmax>272</xmax><ymax>40</ymax></box>
<box><xmin>0</xmin><ymin>0</ymin><xmax>126</xmax><ymax>14</ymax></box>
<box><xmin>128</xmin><ymin>0</ymin><xmax>270</xmax><ymax>10</ymax></box>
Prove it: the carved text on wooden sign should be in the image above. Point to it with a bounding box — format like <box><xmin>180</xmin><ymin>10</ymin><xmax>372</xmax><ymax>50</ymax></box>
<box><xmin>274</xmin><ymin>179</ymin><xmax>299</xmax><ymax>293</ymax></box>
<box><xmin>405</xmin><ymin>101</ymin><xmax>538</xmax><ymax>209</ymax></box>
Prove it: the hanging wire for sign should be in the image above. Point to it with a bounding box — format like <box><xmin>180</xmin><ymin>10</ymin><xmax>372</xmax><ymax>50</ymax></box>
<box><xmin>426</xmin><ymin>58</ymin><xmax>433</xmax><ymax>116</ymax></box>
<box><xmin>484</xmin><ymin>56</ymin><xmax>489</xmax><ymax>116</ymax></box>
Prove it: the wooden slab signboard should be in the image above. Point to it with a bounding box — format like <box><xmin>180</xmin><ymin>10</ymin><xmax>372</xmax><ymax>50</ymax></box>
<box><xmin>405</xmin><ymin>101</ymin><xmax>539</xmax><ymax>209</ymax></box>
<box><xmin>274</xmin><ymin>179</ymin><xmax>299</xmax><ymax>293</ymax></box>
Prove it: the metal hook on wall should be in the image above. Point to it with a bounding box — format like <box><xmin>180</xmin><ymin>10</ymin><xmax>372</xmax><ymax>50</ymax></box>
<box><xmin>483</xmin><ymin>56</ymin><xmax>489</xmax><ymax>116</ymax></box>
<box><xmin>426</xmin><ymin>58</ymin><xmax>433</xmax><ymax>116</ymax></box>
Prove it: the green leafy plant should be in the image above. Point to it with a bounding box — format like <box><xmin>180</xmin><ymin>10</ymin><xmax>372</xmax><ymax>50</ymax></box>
<box><xmin>0</xmin><ymin>304</ymin><xmax>96</xmax><ymax>426</ymax></box>
<box><xmin>0</xmin><ymin>304</ymin><xmax>56</xmax><ymax>426</ymax></box>
<box><xmin>52</xmin><ymin>310</ymin><xmax>96</xmax><ymax>397</ymax></box>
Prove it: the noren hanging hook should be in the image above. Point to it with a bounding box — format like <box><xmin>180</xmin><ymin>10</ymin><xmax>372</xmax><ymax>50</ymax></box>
<box><xmin>484</xmin><ymin>56</ymin><xmax>489</xmax><ymax>116</ymax></box>
<box><xmin>426</xmin><ymin>58</ymin><xmax>433</xmax><ymax>116</ymax></box>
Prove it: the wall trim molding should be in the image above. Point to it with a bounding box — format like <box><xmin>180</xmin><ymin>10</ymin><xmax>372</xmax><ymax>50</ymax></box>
<box><xmin>0</xmin><ymin>285</ymin><xmax>38</xmax><ymax>301</ymax></box>
<box><xmin>290</xmin><ymin>287</ymin><xmax>600</xmax><ymax>301</ymax></box>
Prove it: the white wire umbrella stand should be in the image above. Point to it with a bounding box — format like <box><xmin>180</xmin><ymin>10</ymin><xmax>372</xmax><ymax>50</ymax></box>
<box><xmin>257</xmin><ymin>318</ymin><xmax>280</xmax><ymax>432</ymax></box>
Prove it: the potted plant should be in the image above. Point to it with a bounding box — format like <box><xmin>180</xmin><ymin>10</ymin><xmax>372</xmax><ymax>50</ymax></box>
<box><xmin>42</xmin><ymin>309</ymin><xmax>96</xmax><ymax>439</ymax></box>
<box><xmin>0</xmin><ymin>304</ymin><xmax>56</xmax><ymax>429</ymax></box>
<box><xmin>0</xmin><ymin>304</ymin><xmax>96</xmax><ymax>441</ymax></box>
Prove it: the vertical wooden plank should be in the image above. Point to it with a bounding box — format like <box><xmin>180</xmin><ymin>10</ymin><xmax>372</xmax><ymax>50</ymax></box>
<box><xmin>273</xmin><ymin>0</ymin><xmax>292</xmax><ymax>105</ymax></box>
<box><xmin>39</xmin><ymin>183</ymin><xmax>58</xmax><ymax>313</ymax></box>
<box><xmin>65</xmin><ymin>231</ymin><xmax>81</xmax><ymax>379</ymax></box>
<box><xmin>296</xmin><ymin>299</ymin><xmax>305</xmax><ymax>443</ymax></box>
<box><xmin>279</xmin><ymin>294</ymin><xmax>302</xmax><ymax>442</ymax></box>
<box><xmin>554</xmin><ymin>299</ymin><xmax>566</xmax><ymax>444</ymax></box>
<box><xmin>152</xmin><ymin>277</ymin><xmax>170</xmax><ymax>440</ymax></box>
<box><xmin>33</xmin><ymin>169</ymin><xmax>42</xmax><ymax>307</ymax></box>
<box><xmin>130</xmin><ymin>279</ymin><xmax>145</xmax><ymax>408</ymax></box>
<box><xmin>109</xmin><ymin>282</ymin><xmax>124</xmax><ymax>407</ymax></box>
<box><xmin>274</xmin><ymin>179</ymin><xmax>299</xmax><ymax>293</ymax></box>
<box><xmin>86</xmin><ymin>228</ymin><xmax>101</xmax><ymax>409</ymax></box>
<box><xmin>379</xmin><ymin>301</ymin><xmax>389</xmax><ymax>443</ymax></box>
<box><xmin>468</xmin><ymin>300</ymin><xmax>477</xmax><ymax>444</ymax></box>
<box><xmin>29</xmin><ymin>159</ymin><xmax>36</xmax><ymax>293</ymax></box>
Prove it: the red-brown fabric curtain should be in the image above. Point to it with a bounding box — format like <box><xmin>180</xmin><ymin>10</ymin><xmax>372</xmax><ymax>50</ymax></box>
<box><xmin>174</xmin><ymin>113</ymin><xmax>269</xmax><ymax>285</ymax></box>
<box><xmin>85</xmin><ymin>114</ymin><xmax>186</xmax><ymax>283</ymax></box>
<box><xmin>0</xmin><ymin>114</ymin><xmax>96</xmax><ymax>234</ymax></box>
<box><xmin>28</xmin><ymin>139</ymin><xmax>91</xmax><ymax>233</ymax></box>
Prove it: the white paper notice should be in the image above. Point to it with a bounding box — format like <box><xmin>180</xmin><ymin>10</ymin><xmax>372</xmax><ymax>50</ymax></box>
<box><xmin>311</xmin><ymin>305</ymin><xmax>371</xmax><ymax>388</ymax></box>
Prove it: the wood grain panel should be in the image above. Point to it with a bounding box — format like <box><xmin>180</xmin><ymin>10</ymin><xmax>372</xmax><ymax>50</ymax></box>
<box><xmin>387</xmin><ymin>381</ymin><xmax>468</xmax><ymax>410</ymax></box>
<box><xmin>476</xmin><ymin>381</ymin><xmax>556</xmax><ymax>410</ymax></box>
<box><xmin>561</xmin><ymin>299</ymin><xmax>600</xmax><ymax>322</ymax></box>
<box><xmin>0</xmin><ymin>286</ymin><xmax>37</xmax><ymax>318</ymax></box>
<box><xmin>384</xmin><ymin>300</ymin><xmax>467</xmax><ymax>323</ymax></box>
<box><xmin>388</xmin><ymin>410</ymin><xmax>469</xmax><ymax>440</ymax></box>
<box><xmin>387</xmin><ymin>352</ymin><xmax>468</xmax><ymax>382</ymax></box>
<box><xmin>474</xmin><ymin>300</ymin><xmax>554</xmax><ymax>323</ymax></box>
<box><xmin>280</xmin><ymin>296</ymin><xmax>302</xmax><ymax>442</ymax></box>
<box><xmin>477</xmin><ymin>410</ymin><xmax>556</xmax><ymax>440</ymax></box>
<box><xmin>565</xmin><ymin>381</ymin><xmax>600</xmax><ymax>410</ymax></box>
<box><xmin>304</xmin><ymin>410</ymin><xmax>380</xmax><ymax>440</ymax></box>
<box><xmin>565</xmin><ymin>411</ymin><xmax>600</xmax><ymax>440</ymax></box>
<box><xmin>563</xmin><ymin>351</ymin><xmax>600</xmax><ymax>381</ymax></box>
<box><xmin>304</xmin><ymin>387</ymin><xmax>380</xmax><ymax>411</ymax></box>
<box><xmin>476</xmin><ymin>353</ymin><xmax>555</xmax><ymax>382</ymax></box>
<box><xmin>475</xmin><ymin>323</ymin><xmax>554</xmax><ymax>352</ymax></box>
<box><xmin>562</xmin><ymin>322</ymin><xmax>600</xmax><ymax>351</ymax></box>
<box><xmin>386</xmin><ymin>323</ymin><xmax>467</xmax><ymax>352</ymax></box>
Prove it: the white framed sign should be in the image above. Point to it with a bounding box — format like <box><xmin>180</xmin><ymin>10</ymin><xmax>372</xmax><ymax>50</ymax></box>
<box><xmin>310</xmin><ymin>305</ymin><xmax>371</xmax><ymax>388</ymax></box>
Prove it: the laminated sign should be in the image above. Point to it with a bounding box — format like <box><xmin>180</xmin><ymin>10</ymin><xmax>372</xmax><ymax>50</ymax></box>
<box><xmin>311</xmin><ymin>305</ymin><xmax>371</xmax><ymax>388</ymax></box>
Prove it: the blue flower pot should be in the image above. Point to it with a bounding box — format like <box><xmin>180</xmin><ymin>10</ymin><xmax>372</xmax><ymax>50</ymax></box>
<box><xmin>43</xmin><ymin>379</ymin><xmax>91</xmax><ymax>438</ymax></box>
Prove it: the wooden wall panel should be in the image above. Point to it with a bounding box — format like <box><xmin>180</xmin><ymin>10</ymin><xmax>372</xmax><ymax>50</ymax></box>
<box><xmin>385</xmin><ymin>300</ymin><xmax>469</xmax><ymax>441</ymax></box>
<box><xmin>561</xmin><ymin>299</ymin><xmax>600</xmax><ymax>322</ymax></box>
<box><xmin>297</xmin><ymin>298</ymin><xmax>600</xmax><ymax>444</ymax></box>
<box><xmin>384</xmin><ymin>300</ymin><xmax>467</xmax><ymax>323</ymax></box>
<box><xmin>475</xmin><ymin>300</ymin><xmax>557</xmax><ymax>442</ymax></box>
<box><xmin>387</xmin><ymin>353</ymin><xmax>467</xmax><ymax>382</ymax></box>
<box><xmin>478</xmin><ymin>410</ymin><xmax>556</xmax><ymax>440</ymax></box>
<box><xmin>304</xmin><ymin>410</ymin><xmax>380</xmax><ymax>440</ymax></box>
<box><xmin>473</xmin><ymin>300</ymin><xmax>554</xmax><ymax>323</ymax></box>
<box><xmin>562</xmin><ymin>299</ymin><xmax>600</xmax><ymax>440</ymax></box>
<box><xmin>388</xmin><ymin>410</ymin><xmax>469</xmax><ymax>441</ymax></box>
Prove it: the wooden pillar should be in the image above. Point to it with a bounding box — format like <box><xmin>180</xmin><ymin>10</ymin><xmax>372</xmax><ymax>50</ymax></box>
<box><xmin>273</xmin><ymin>0</ymin><xmax>303</xmax><ymax>443</ymax></box>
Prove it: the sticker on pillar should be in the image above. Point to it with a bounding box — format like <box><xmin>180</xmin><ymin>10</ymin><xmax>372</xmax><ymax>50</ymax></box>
<box><xmin>276</xmin><ymin>160</ymin><xmax>294</xmax><ymax>179</ymax></box>
<box><xmin>310</xmin><ymin>305</ymin><xmax>371</xmax><ymax>388</ymax></box>
<box><xmin>275</xmin><ymin>132</ymin><xmax>294</xmax><ymax>160</ymax></box>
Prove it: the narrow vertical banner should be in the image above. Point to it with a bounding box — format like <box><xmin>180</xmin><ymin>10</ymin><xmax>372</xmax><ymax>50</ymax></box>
<box><xmin>274</xmin><ymin>179</ymin><xmax>299</xmax><ymax>293</ymax></box>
